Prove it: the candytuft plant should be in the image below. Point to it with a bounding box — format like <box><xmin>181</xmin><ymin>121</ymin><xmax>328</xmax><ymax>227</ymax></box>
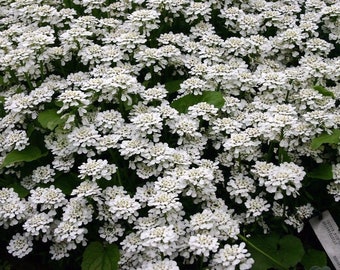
<box><xmin>0</xmin><ymin>0</ymin><xmax>339</xmax><ymax>269</ymax></box>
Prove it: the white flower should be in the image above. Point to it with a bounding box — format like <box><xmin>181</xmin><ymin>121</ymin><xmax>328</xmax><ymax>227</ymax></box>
<box><xmin>184</xmin><ymin>2</ymin><xmax>212</xmax><ymax>23</ymax></box>
<box><xmin>187</xmin><ymin>102</ymin><xmax>218</xmax><ymax>121</ymax></box>
<box><xmin>7</xmin><ymin>233</ymin><xmax>33</xmax><ymax>258</ymax></box>
<box><xmin>332</xmin><ymin>163</ymin><xmax>340</xmax><ymax>180</ymax></box>
<box><xmin>112</xmin><ymin>30</ymin><xmax>146</xmax><ymax>53</ymax></box>
<box><xmin>137</xmin><ymin>259</ymin><xmax>180</xmax><ymax>270</ymax></box>
<box><xmin>58</xmin><ymin>90</ymin><xmax>90</xmax><ymax>113</ymax></box>
<box><xmin>223</xmin><ymin>132</ymin><xmax>258</xmax><ymax>150</ymax></box>
<box><xmin>52</xmin><ymin>156</ymin><xmax>75</xmax><ymax>172</ymax></box>
<box><xmin>212</xmin><ymin>209</ymin><xmax>240</xmax><ymax>240</ymax></box>
<box><xmin>188</xmin><ymin>233</ymin><xmax>219</xmax><ymax>257</ymax></box>
<box><xmin>296</xmin><ymin>203</ymin><xmax>314</xmax><ymax>219</ymax></box>
<box><xmin>190</xmin><ymin>209</ymin><xmax>215</xmax><ymax>231</ymax></box>
<box><xmin>119</xmin><ymin>137</ymin><xmax>150</xmax><ymax>158</ymax></box>
<box><xmin>94</xmin><ymin>109</ymin><xmax>125</xmax><ymax>133</ymax></box>
<box><xmin>127</xmin><ymin>9</ymin><xmax>160</xmax><ymax>35</ymax></box>
<box><xmin>98</xmin><ymin>222</ymin><xmax>125</xmax><ymax>243</ymax></box>
<box><xmin>227</xmin><ymin>174</ymin><xmax>256</xmax><ymax>203</ymax></box>
<box><xmin>265</xmin><ymin>162</ymin><xmax>305</xmax><ymax>200</ymax></box>
<box><xmin>67</xmin><ymin>125</ymin><xmax>100</xmax><ymax>154</ymax></box>
<box><xmin>178</xmin><ymin>77</ymin><xmax>212</xmax><ymax>96</ymax></box>
<box><xmin>1</xmin><ymin>129</ymin><xmax>29</xmax><ymax>152</ymax></box>
<box><xmin>167</xmin><ymin>115</ymin><xmax>201</xmax><ymax>138</ymax></box>
<box><xmin>134</xmin><ymin>182</ymin><xmax>157</xmax><ymax>207</ymax></box>
<box><xmin>54</xmin><ymin>221</ymin><xmax>88</xmax><ymax>244</ymax></box>
<box><xmin>0</xmin><ymin>188</ymin><xmax>28</xmax><ymax>228</ymax></box>
<box><xmin>130</xmin><ymin>111</ymin><xmax>163</xmax><ymax>137</ymax></box>
<box><xmin>29</xmin><ymin>83</ymin><xmax>55</xmax><ymax>105</ymax></box>
<box><xmin>23</xmin><ymin>212</ymin><xmax>53</xmax><ymax>236</ymax></box>
<box><xmin>140</xmin><ymin>84</ymin><xmax>168</xmax><ymax>103</ymax></box>
<box><xmin>210</xmin><ymin>242</ymin><xmax>254</xmax><ymax>270</ymax></box>
<box><xmin>95</xmin><ymin>134</ymin><xmax>121</xmax><ymax>153</ymax></box>
<box><xmin>44</xmin><ymin>132</ymin><xmax>75</xmax><ymax>157</ymax></box>
<box><xmin>327</xmin><ymin>180</ymin><xmax>340</xmax><ymax>202</ymax></box>
<box><xmin>134</xmin><ymin>215</ymin><xmax>166</xmax><ymax>231</ymax></box>
<box><xmin>29</xmin><ymin>186</ymin><xmax>67</xmax><ymax>213</ymax></box>
<box><xmin>31</xmin><ymin>165</ymin><xmax>55</xmax><ymax>184</ymax></box>
<box><xmin>1</xmin><ymin>0</ymin><xmax>339</xmax><ymax>264</ymax></box>
<box><xmin>245</xmin><ymin>196</ymin><xmax>270</xmax><ymax>218</ymax></box>
<box><xmin>147</xmin><ymin>191</ymin><xmax>182</xmax><ymax>214</ymax></box>
<box><xmin>62</xmin><ymin>198</ymin><xmax>93</xmax><ymax>226</ymax></box>
<box><xmin>106</xmin><ymin>195</ymin><xmax>141</xmax><ymax>223</ymax></box>
<box><xmin>140</xmin><ymin>225</ymin><xmax>179</xmax><ymax>255</ymax></box>
<box><xmin>49</xmin><ymin>241</ymin><xmax>77</xmax><ymax>260</ymax></box>
<box><xmin>285</xmin><ymin>214</ymin><xmax>305</xmax><ymax>233</ymax></box>
<box><xmin>78</xmin><ymin>158</ymin><xmax>117</xmax><ymax>181</ymax></box>
<box><xmin>154</xmin><ymin>175</ymin><xmax>187</xmax><ymax>194</ymax></box>
<box><xmin>4</xmin><ymin>93</ymin><xmax>32</xmax><ymax>113</ymax></box>
<box><xmin>140</xmin><ymin>142</ymin><xmax>173</xmax><ymax>169</ymax></box>
<box><xmin>71</xmin><ymin>180</ymin><xmax>101</xmax><ymax>198</ymax></box>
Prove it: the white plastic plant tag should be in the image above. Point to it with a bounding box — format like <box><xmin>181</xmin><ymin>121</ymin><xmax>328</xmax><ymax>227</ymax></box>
<box><xmin>309</xmin><ymin>210</ymin><xmax>340</xmax><ymax>270</ymax></box>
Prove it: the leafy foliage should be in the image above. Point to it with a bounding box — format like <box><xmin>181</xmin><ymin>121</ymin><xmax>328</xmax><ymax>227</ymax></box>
<box><xmin>307</xmin><ymin>164</ymin><xmax>333</xmax><ymax>180</ymax></box>
<box><xmin>81</xmin><ymin>242</ymin><xmax>119</xmax><ymax>270</ymax></box>
<box><xmin>171</xmin><ymin>91</ymin><xmax>225</xmax><ymax>113</ymax></box>
<box><xmin>311</xmin><ymin>129</ymin><xmax>340</xmax><ymax>150</ymax></box>
<box><xmin>300</xmin><ymin>249</ymin><xmax>328</xmax><ymax>270</ymax></box>
<box><xmin>1</xmin><ymin>145</ymin><xmax>47</xmax><ymax>168</ymax></box>
<box><xmin>243</xmin><ymin>233</ymin><xmax>305</xmax><ymax>270</ymax></box>
<box><xmin>313</xmin><ymin>85</ymin><xmax>335</xmax><ymax>98</ymax></box>
<box><xmin>37</xmin><ymin>109</ymin><xmax>64</xmax><ymax>130</ymax></box>
<box><xmin>165</xmin><ymin>79</ymin><xmax>184</xmax><ymax>93</ymax></box>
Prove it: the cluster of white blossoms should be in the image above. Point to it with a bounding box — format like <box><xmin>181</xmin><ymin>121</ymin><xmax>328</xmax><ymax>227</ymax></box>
<box><xmin>0</xmin><ymin>0</ymin><xmax>339</xmax><ymax>269</ymax></box>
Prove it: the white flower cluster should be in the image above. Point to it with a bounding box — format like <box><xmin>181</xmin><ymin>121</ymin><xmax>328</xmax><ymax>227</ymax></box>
<box><xmin>328</xmin><ymin>163</ymin><xmax>340</xmax><ymax>202</ymax></box>
<box><xmin>0</xmin><ymin>0</ymin><xmax>339</xmax><ymax>268</ymax></box>
<box><xmin>252</xmin><ymin>161</ymin><xmax>306</xmax><ymax>200</ymax></box>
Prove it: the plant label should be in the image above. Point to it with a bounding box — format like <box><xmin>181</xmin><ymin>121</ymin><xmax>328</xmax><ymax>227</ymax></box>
<box><xmin>310</xmin><ymin>210</ymin><xmax>340</xmax><ymax>270</ymax></box>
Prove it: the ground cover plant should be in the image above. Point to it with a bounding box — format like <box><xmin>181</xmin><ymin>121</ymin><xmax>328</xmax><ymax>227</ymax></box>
<box><xmin>0</xmin><ymin>0</ymin><xmax>339</xmax><ymax>269</ymax></box>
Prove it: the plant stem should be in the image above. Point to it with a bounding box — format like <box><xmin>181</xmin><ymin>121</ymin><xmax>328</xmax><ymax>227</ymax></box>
<box><xmin>24</xmin><ymin>72</ymin><xmax>34</xmax><ymax>90</ymax></box>
<box><xmin>238</xmin><ymin>234</ymin><xmax>288</xmax><ymax>270</ymax></box>
<box><xmin>116</xmin><ymin>168</ymin><xmax>122</xmax><ymax>186</ymax></box>
<box><xmin>199</xmin><ymin>256</ymin><xmax>204</xmax><ymax>270</ymax></box>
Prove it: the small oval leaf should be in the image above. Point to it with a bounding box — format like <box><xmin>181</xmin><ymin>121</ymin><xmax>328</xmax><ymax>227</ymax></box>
<box><xmin>307</xmin><ymin>164</ymin><xmax>333</xmax><ymax>180</ymax></box>
<box><xmin>311</xmin><ymin>129</ymin><xmax>340</xmax><ymax>150</ymax></box>
<box><xmin>1</xmin><ymin>145</ymin><xmax>47</xmax><ymax>168</ymax></box>
<box><xmin>171</xmin><ymin>91</ymin><xmax>225</xmax><ymax>113</ymax></box>
<box><xmin>38</xmin><ymin>109</ymin><xmax>64</xmax><ymax>130</ymax></box>
<box><xmin>313</xmin><ymin>85</ymin><xmax>335</xmax><ymax>98</ymax></box>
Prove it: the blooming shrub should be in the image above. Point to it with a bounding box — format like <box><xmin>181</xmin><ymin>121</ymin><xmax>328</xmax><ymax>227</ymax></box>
<box><xmin>0</xmin><ymin>0</ymin><xmax>339</xmax><ymax>269</ymax></box>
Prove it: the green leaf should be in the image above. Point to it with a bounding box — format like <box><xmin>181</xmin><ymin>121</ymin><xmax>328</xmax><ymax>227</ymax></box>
<box><xmin>53</xmin><ymin>173</ymin><xmax>81</xmax><ymax>195</ymax></box>
<box><xmin>171</xmin><ymin>91</ymin><xmax>225</xmax><ymax>113</ymax></box>
<box><xmin>27</xmin><ymin>123</ymin><xmax>35</xmax><ymax>137</ymax></box>
<box><xmin>301</xmin><ymin>249</ymin><xmax>327</xmax><ymax>270</ymax></box>
<box><xmin>242</xmin><ymin>233</ymin><xmax>305</xmax><ymax>270</ymax></box>
<box><xmin>278</xmin><ymin>147</ymin><xmax>291</xmax><ymax>162</ymax></box>
<box><xmin>38</xmin><ymin>109</ymin><xmax>64</xmax><ymax>130</ymax></box>
<box><xmin>307</xmin><ymin>164</ymin><xmax>333</xmax><ymax>180</ymax></box>
<box><xmin>1</xmin><ymin>145</ymin><xmax>47</xmax><ymax>168</ymax></box>
<box><xmin>309</xmin><ymin>265</ymin><xmax>332</xmax><ymax>270</ymax></box>
<box><xmin>313</xmin><ymin>85</ymin><xmax>335</xmax><ymax>98</ymax></box>
<box><xmin>200</xmin><ymin>91</ymin><xmax>225</xmax><ymax>108</ymax></box>
<box><xmin>311</xmin><ymin>129</ymin><xmax>340</xmax><ymax>150</ymax></box>
<box><xmin>165</xmin><ymin>79</ymin><xmax>184</xmax><ymax>93</ymax></box>
<box><xmin>310</xmin><ymin>267</ymin><xmax>331</xmax><ymax>270</ymax></box>
<box><xmin>82</xmin><ymin>242</ymin><xmax>120</xmax><ymax>270</ymax></box>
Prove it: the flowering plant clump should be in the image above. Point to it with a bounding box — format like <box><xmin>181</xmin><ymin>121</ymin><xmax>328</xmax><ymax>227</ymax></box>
<box><xmin>0</xmin><ymin>0</ymin><xmax>339</xmax><ymax>269</ymax></box>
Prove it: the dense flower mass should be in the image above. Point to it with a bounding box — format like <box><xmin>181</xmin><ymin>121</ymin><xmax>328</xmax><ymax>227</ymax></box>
<box><xmin>0</xmin><ymin>0</ymin><xmax>339</xmax><ymax>269</ymax></box>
